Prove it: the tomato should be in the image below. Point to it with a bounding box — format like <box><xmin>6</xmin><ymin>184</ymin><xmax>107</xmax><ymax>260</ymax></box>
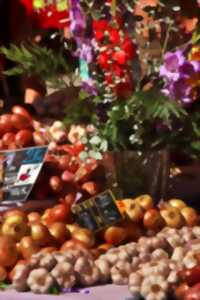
<box><xmin>15</xmin><ymin>129</ymin><xmax>33</xmax><ymax>147</ymax></box>
<box><xmin>185</xmin><ymin>284</ymin><xmax>200</xmax><ymax>300</ymax></box>
<box><xmin>0</xmin><ymin>236</ymin><xmax>18</xmax><ymax>267</ymax></box>
<box><xmin>179</xmin><ymin>266</ymin><xmax>200</xmax><ymax>286</ymax></box>
<box><xmin>49</xmin><ymin>204</ymin><xmax>71</xmax><ymax>223</ymax></box>
<box><xmin>2</xmin><ymin>132</ymin><xmax>16</xmax><ymax>146</ymax></box>
<box><xmin>0</xmin><ymin>114</ymin><xmax>14</xmax><ymax>133</ymax></box>
<box><xmin>11</xmin><ymin>114</ymin><xmax>32</xmax><ymax>130</ymax></box>
<box><xmin>12</xmin><ymin>106</ymin><xmax>32</xmax><ymax>122</ymax></box>
<box><xmin>61</xmin><ymin>170</ymin><xmax>74</xmax><ymax>182</ymax></box>
<box><xmin>59</xmin><ymin>155</ymin><xmax>71</xmax><ymax>170</ymax></box>
<box><xmin>49</xmin><ymin>176</ymin><xmax>63</xmax><ymax>193</ymax></box>
<box><xmin>175</xmin><ymin>283</ymin><xmax>190</xmax><ymax>300</ymax></box>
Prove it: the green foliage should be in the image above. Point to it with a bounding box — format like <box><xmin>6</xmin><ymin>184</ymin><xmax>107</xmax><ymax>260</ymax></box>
<box><xmin>94</xmin><ymin>90</ymin><xmax>188</xmax><ymax>151</ymax></box>
<box><xmin>0</xmin><ymin>43</ymin><xmax>71</xmax><ymax>88</ymax></box>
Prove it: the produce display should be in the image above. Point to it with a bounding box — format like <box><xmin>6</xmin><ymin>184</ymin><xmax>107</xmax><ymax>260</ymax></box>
<box><xmin>1</xmin><ymin>106</ymin><xmax>200</xmax><ymax>299</ymax></box>
<box><xmin>0</xmin><ymin>106</ymin><xmax>102</xmax><ymax>205</ymax></box>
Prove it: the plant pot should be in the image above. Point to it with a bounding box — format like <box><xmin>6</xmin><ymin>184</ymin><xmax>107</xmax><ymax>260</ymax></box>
<box><xmin>101</xmin><ymin>150</ymin><xmax>170</xmax><ymax>203</ymax></box>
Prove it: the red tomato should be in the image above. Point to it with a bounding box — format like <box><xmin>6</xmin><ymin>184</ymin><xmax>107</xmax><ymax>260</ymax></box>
<box><xmin>49</xmin><ymin>204</ymin><xmax>71</xmax><ymax>223</ymax></box>
<box><xmin>12</xmin><ymin>106</ymin><xmax>32</xmax><ymax>122</ymax></box>
<box><xmin>11</xmin><ymin>114</ymin><xmax>32</xmax><ymax>130</ymax></box>
<box><xmin>2</xmin><ymin>132</ymin><xmax>16</xmax><ymax>146</ymax></box>
<box><xmin>185</xmin><ymin>284</ymin><xmax>200</xmax><ymax>300</ymax></box>
<box><xmin>0</xmin><ymin>114</ymin><xmax>14</xmax><ymax>133</ymax></box>
<box><xmin>179</xmin><ymin>266</ymin><xmax>200</xmax><ymax>286</ymax></box>
<box><xmin>49</xmin><ymin>176</ymin><xmax>63</xmax><ymax>193</ymax></box>
<box><xmin>15</xmin><ymin>129</ymin><xmax>33</xmax><ymax>147</ymax></box>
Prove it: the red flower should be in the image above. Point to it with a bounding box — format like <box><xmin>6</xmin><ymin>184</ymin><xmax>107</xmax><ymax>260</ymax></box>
<box><xmin>113</xmin><ymin>65</ymin><xmax>124</xmax><ymax>77</ymax></box>
<box><xmin>115</xmin><ymin>81</ymin><xmax>133</xmax><ymax>99</ymax></box>
<box><xmin>105</xmin><ymin>73</ymin><xmax>113</xmax><ymax>84</ymax></box>
<box><xmin>122</xmin><ymin>38</ymin><xmax>135</xmax><ymax>60</ymax></box>
<box><xmin>98</xmin><ymin>52</ymin><xmax>110</xmax><ymax>69</ymax></box>
<box><xmin>93</xmin><ymin>19</ymin><xmax>109</xmax><ymax>31</ymax></box>
<box><xmin>20</xmin><ymin>0</ymin><xmax>70</xmax><ymax>29</ymax></box>
<box><xmin>109</xmin><ymin>28</ymin><xmax>120</xmax><ymax>44</ymax></box>
<box><xmin>113</xmin><ymin>50</ymin><xmax>127</xmax><ymax>65</ymax></box>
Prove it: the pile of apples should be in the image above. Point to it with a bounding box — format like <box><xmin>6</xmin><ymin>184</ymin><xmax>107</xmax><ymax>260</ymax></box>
<box><xmin>116</xmin><ymin>196</ymin><xmax>199</xmax><ymax>234</ymax></box>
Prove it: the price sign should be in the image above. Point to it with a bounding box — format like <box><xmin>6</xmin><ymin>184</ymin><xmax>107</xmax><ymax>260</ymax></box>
<box><xmin>71</xmin><ymin>190</ymin><xmax>123</xmax><ymax>232</ymax></box>
<box><xmin>0</xmin><ymin>146</ymin><xmax>48</xmax><ymax>209</ymax></box>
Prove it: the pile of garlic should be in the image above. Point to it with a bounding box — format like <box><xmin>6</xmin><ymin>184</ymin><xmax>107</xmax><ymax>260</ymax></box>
<box><xmin>11</xmin><ymin>226</ymin><xmax>200</xmax><ymax>298</ymax></box>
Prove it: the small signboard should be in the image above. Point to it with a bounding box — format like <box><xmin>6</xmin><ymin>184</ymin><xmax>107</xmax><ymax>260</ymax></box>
<box><xmin>71</xmin><ymin>190</ymin><xmax>123</xmax><ymax>232</ymax></box>
<box><xmin>0</xmin><ymin>146</ymin><xmax>48</xmax><ymax>208</ymax></box>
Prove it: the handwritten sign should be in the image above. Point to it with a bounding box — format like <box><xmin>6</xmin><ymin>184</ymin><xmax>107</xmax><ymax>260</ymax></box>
<box><xmin>0</xmin><ymin>146</ymin><xmax>48</xmax><ymax>208</ymax></box>
<box><xmin>71</xmin><ymin>190</ymin><xmax>123</xmax><ymax>232</ymax></box>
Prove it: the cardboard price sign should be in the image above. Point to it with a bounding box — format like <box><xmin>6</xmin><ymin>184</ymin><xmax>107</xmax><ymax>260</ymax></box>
<box><xmin>0</xmin><ymin>146</ymin><xmax>48</xmax><ymax>209</ymax></box>
<box><xmin>71</xmin><ymin>190</ymin><xmax>123</xmax><ymax>232</ymax></box>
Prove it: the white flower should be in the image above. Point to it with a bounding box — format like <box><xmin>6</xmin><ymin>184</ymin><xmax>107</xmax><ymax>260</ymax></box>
<box><xmin>68</xmin><ymin>125</ymin><xmax>86</xmax><ymax>144</ymax></box>
<box><xmin>141</xmin><ymin>275</ymin><xmax>168</xmax><ymax>300</ymax></box>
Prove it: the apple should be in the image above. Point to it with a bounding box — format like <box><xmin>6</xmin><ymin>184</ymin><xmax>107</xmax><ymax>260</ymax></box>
<box><xmin>27</xmin><ymin>212</ymin><xmax>41</xmax><ymax>224</ymax></box>
<box><xmin>19</xmin><ymin>236</ymin><xmax>40</xmax><ymax>259</ymax></box>
<box><xmin>66</xmin><ymin>224</ymin><xmax>80</xmax><ymax>234</ymax></box>
<box><xmin>49</xmin><ymin>222</ymin><xmax>70</xmax><ymax>245</ymax></box>
<box><xmin>1</xmin><ymin>215</ymin><xmax>28</xmax><ymax>241</ymax></box>
<box><xmin>30</xmin><ymin>223</ymin><xmax>52</xmax><ymax>246</ymax></box>
<box><xmin>143</xmin><ymin>209</ymin><xmax>164</xmax><ymax>230</ymax></box>
<box><xmin>122</xmin><ymin>220</ymin><xmax>143</xmax><ymax>242</ymax></box>
<box><xmin>0</xmin><ymin>236</ymin><xmax>18</xmax><ymax>267</ymax></box>
<box><xmin>72</xmin><ymin>228</ymin><xmax>95</xmax><ymax>249</ymax></box>
<box><xmin>60</xmin><ymin>239</ymin><xmax>87</xmax><ymax>252</ymax></box>
<box><xmin>124</xmin><ymin>200</ymin><xmax>144</xmax><ymax>222</ymax></box>
<box><xmin>168</xmin><ymin>199</ymin><xmax>187</xmax><ymax>210</ymax></box>
<box><xmin>181</xmin><ymin>207</ymin><xmax>199</xmax><ymax>227</ymax></box>
<box><xmin>135</xmin><ymin>194</ymin><xmax>153</xmax><ymax>210</ymax></box>
<box><xmin>160</xmin><ymin>207</ymin><xmax>184</xmax><ymax>229</ymax></box>
<box><xmin>3</xmin><ymin>209</ymin><xmax>26</xmax><ymax>220</ymax></box>
<box><xmin>103</xmin><ymin>226</ymin><xmax>127</xmax><ymax>246</ymax></box>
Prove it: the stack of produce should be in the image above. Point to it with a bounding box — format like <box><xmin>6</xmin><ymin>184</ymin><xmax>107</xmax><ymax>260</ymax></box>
<box><xmin>0</xmin><ymin>106</ymin><xmax>102</xmax><ymax>204</ymax></box>
<box><xmin>7</xmin><ymin>225</ymin><xmax>200</xmax><ymax>299</ymax></box>
<box><xmin>0</xmin><ymin>196</ymin><xmax>198</xmax><ymax>298</ymax></box>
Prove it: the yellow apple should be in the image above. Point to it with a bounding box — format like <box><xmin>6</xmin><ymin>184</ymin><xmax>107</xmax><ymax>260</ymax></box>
<box><xmin>1</xmin><ymin>215</ymin><xmax>28</xmax><ymax>241</ymax></box>
<box><xmin>160</xmin><ymin>207</ymin><xmax>184</xmax><ymax>229</ymax></box>
<box><xmin>135</xmin><ymin>194</ymin><xmax>153</xmax><ymax>210</ymax></box>
<box><xmin>168</xmin><ymin>199</ymin><xmax>187</xmax><ymax>210</ymax></box>
<box><xmin>124</xmin><ymin>200</ymin><xmax>144</xmax><ymax>222</ymax></box>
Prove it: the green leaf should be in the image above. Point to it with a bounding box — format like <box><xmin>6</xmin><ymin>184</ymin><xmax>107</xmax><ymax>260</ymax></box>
<box><xmin>48</xmin><ymin>287</ymin><xmax>60</xmax><ymax>295</ymax></box>
<box><xmin>0</xmin><ymin>282</ymin><xmax>10</xmax><ymax>290</ymax></box>
<box><xmin>90</xmin><ymin>136</ymin><xmax>101</xmax><ymax>145</ymax></box>
<box><xmin>88</xmin><ymin>150</ymin><xmax>102</xmax><ymax>160</ymax></box>
<box><xmin>79</xmin><ymin>151</ymin><xmax>89</xmax><ymax>160</ymax></box>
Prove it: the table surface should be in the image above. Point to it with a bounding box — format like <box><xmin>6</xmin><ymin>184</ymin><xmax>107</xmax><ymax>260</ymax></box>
<box><xmin>0</xmin><ymin>285</ymin><xmax>131</xmax><ymax>300</ymax></box>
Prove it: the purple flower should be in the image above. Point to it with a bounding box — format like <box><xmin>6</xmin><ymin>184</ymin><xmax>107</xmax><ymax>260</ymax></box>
<box><xmin>160</xmin><ymin>50</ymin><xmax>185</xmax><ymax>81</ymax></box>
<box><xmin>69</xmin><ymin>1</ymin><xmax>86</xmax><ymax>36</ymax></box>
<box><xmin>162</xmin><ymin>78</ymin><xmax>193</xmax><ymax>103</ymax></box>
<box><xmin>179</xmin><ymin>61</ymin><xmax>200</xmax><ymax>79</ymax></box>
<box><xmin>79</xmin><ymin>43</ymin><xmax>93</xmax><ymax>63</ymax></box>
<box><xmin>82</xmin><ymin>79</ymin><xmax>98</xmax><ymax>96</ymax></box>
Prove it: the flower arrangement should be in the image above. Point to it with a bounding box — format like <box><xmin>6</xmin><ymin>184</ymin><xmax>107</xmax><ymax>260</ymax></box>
<box><xmin>1</xmin><ymin>0</ymin><xmax>200</xmax><ymax>160</ymax></box>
